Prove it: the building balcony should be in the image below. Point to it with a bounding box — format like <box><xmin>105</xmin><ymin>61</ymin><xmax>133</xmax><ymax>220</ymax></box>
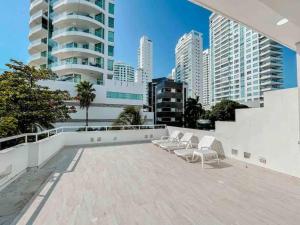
<box><xmin>29</xmin><ymin>24</ymin><xmax>48</xmax><ymax>41</ymax></box>
<box><xmin>50</xmin><ymin>62</ymin><xmax>105</xmax><ymax>76</ymax></box>
<box><xmin>29</xmin><ymin>10</ymin><xmax>48</xmax><ymax>28</ymax></box>
<box><xmin>29</xmin><ymin>52</ymin><xmax>47</xmax><ymax>67</ymax></box>
<box><xmin>53</xmin><ymin>13</ymin><xmax>104</xmax><ymax>30</ymax></box>
<box><xmin>30</xmin><ymin>0</ymin><xmax>48</xmax><ymax>16</ymax></box>
<box><xmin>53</xmin><ymin>0</ymin><xmax>105</xmax><ymax>15</ymax></box>
<box><xmin>28</xmin><ymin>38</ymin><xmax>48</xmax><ymax>54</ymax></box>
<box><xmin>52</xmin><ymin>46</ymin><xmax>104</xmax><ymax>59</ymax></box>
<box><xmin>52</xmin><ymin>29</ymin><xmax>103</xmax><ymax>44</ymax></box>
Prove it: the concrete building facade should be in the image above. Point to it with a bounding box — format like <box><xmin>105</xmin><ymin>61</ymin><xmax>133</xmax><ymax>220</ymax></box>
<box><xmin>202</xmin><ymin>49</ymin><xmax>211</xmax><ymax>109</ymax></box>
<box><xmin>113</xmin><ymin>62</ymin><xmax>135</xmax><ymax>82</ymax></box>
<box><xmin>209</xmin><ymin>13</ymin><xmax>283</xmax><ymax>107</ymax></box>
<box><xmin>137</xmin><ymin>36</ymin><xmax>153</xmax><ymax>106</ymax></box>
<box><xmin>175</xmin><ymin>30</ymin><xmax>203</xmax><ymax>100</ymax></box>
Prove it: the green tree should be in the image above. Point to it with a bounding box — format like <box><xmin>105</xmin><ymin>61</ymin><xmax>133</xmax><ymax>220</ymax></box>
<box><xmin>76</xmin><ymin>81</ymin><xmax>96</xmax><ymax>127</ymax></box>
<box><xmin>114</xmin><ymin>106</ymin><xmax>145</xmax><ymax>126</ymax></box>
<box><xmin>184</xmin><ymin>97</ymin><xmax>204</xmax><ymax>128</ymax></box>
<box><xmin>0</xmin><ymin>117</ymin><xmax>18</xmax><ymax>137</ymax></box>
<box><xmin>0</xmin><ymin>60</ymin><xmax>72</xmax><ymax>137</ymax></box>
<box><xmin>209</xmin><ymin>100</ymin><xmax>248</xmax><ymax>126</ymax></box>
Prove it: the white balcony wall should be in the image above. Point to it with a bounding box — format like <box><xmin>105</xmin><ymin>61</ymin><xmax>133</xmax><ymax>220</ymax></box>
<box><xmin>168</xmin><ymin>88</ymin><xmax>300</xmax><ymax>178</ymax></box>
<box><xmin>0</xmin><ymin>127</ymin><xmax>167</xmax><ymax>191</ymax></box>
<box><xmin>0</xmin><ymin>144</ymin><xmax>29</xmax><ymax>190</ymax></box>
<box><xmin>63</xmin><ymin>129</ymin><xmax>167</xmax><ymax>146</ymax></box>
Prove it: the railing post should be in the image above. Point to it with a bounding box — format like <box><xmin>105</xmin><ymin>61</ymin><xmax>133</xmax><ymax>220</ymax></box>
<box><xmin>25</xmin><ymin>134</ymin><xmax>28</xmax><ymax>143</ymax></box>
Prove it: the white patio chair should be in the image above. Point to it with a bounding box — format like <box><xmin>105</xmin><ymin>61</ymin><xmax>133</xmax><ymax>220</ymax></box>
<box><xmin>159</xmin><ymin>132</ymin><xmax>194</xmax><ymax>152</ymax></box>
<box><xmin>152</xmin><ymin>130</ymin><xmax>181</xmax><ymax>146</ymax></box>
<box><xmin>174</xmin><ymin>136</ymin><xmax>219</xmax><ymax>168</ymax></box>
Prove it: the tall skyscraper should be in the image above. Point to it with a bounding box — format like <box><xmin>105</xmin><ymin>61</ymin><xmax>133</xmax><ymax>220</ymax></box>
<box><xmin>175</xmin><ymin>30</ymin><xmax>203</xmax><ymax>100</ymax></box>
<box><xmin>137</xmin><ymin>36</ymin><xmax>153</xmax><ymax>106</ymax></box>
<box><xmin>29</xmin><ymin>0</ymin><xmax>115</xmax><ymax>84</ymax></box>
<box><xmin>113</xmin><ymin>62</ymin><xmax>135</xmax><ymax>82</ymax></box>
<box><xmin>202</xmin><ymin>49</ymin><xmax>211</xmax><ymax>109</ymax></box>
<box><xmin>210</xmin><ymin>13</ymin><xmax>283</xmax><ymax>106</ymax></box>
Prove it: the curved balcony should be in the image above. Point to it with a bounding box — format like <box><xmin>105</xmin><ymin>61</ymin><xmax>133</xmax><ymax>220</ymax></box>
<box><xmin>28</xmin><ymin>39</ymin><xmax>48</xmax><ymax>54</ymax></box>
<box><xmin>52</xmin><ymin>47</ymin><xmax>104</xmax><ymax>59</ymax></box>
<box><xmin>53</xmin><ymin>14</ymin><xmax>103</xmax><ymax>30</ymax></box>
<box><xmin>29</xmin><ymin>10</ymin><xmax>48</xmax><ymax>28</ymax></box>
<box><xmin>30</xmin><ymin>0</ymin><xmax>48</xmax><ymax>16</ymax></box>
<box><xmin>52</xmin><ymin>29</ymin><xmax>103</xmax><ymax>44</ymax></box>
<box><xmin>29</xmin><ymin>25</ymin><xmax>48</xmax><ymax>41</ymax></box>
<box><xmin>29</xmin><ymin>53</ymin><xmax>47</xmax><ymax>67</ymax></box>
<box><xmin>51</xmin><ymin>62</ymin><xmax>105</xmax><ymax>76</ymax></box>
<box><xmin>53</xmin><ymin>0</ymin><xmax>105</xmax><ymax>15</ymax></box>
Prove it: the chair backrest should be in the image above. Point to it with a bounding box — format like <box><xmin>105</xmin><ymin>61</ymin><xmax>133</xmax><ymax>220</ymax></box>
<box><xmin>180</xmin><ymin>132</ymin><xmax>194</xmax><ymax>143</ymax></box>
<box><xmin>198</xmin><ymin>136</ymin><xmax>216</xmax><ymax>149</ymax></box>
<box><xmin>169</xmin><ymin>130</ymin><xmax>180</xmax><ymax>140</ymax></box>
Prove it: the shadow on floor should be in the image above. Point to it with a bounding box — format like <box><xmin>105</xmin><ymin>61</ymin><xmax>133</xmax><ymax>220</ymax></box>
<box><xmin>6</xmin><ymin>146</ymin><xmax>85</xmax><ymax>225</ymax></box>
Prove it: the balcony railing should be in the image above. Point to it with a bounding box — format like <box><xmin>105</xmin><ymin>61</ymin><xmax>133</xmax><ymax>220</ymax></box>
<box><xmin>0</xmin><ymin>125</ymin><xmax>167</xmax><ymax>151</ymax></box>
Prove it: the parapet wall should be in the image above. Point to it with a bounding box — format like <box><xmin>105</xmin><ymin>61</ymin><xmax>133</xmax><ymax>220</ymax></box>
<box><xmin>168</xmin><ymin>88</ymin><xmax>300</xmax><ymax>178</ymax></box>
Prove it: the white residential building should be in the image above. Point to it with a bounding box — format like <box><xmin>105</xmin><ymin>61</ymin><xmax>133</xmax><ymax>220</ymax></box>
<box><xmin>28</xmin><ymin>0</ymin><xmax>153</xmax><ymax>125</ymax></box>
<box><xmin>29</xmin><ymin>0</ymin><xmax>116</xmax><ymax>84</ymax></box>
<box><xmin>210</xmin><ymin>13</ymin><xmax>283</xmax><ymax>107</ymax></box>
<box><xmin>175</xmin><ymin>30</ymin><xmax>203</xmax><ymax>100</ymax></box>
<box><xmin>202</xmin><ymin>49</ymin><xmax>211</xmax><ymax>109</ymax></box>
<box><xmin>113</xmin><ymin>62</ymin><xmax>135</xmax><ymax>82</ymax></box>
<box><xmin>137</xmin><ymin>36</ymin><xmax>153</xmax><ymax>106</ymax></box>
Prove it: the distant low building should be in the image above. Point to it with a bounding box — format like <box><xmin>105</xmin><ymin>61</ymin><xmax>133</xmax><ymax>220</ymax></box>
<box><xmin>113</xmin><ymin>62</ymin><xmax>135</xmax><ymax>82</ymax></box>
<box><xmin>148</xmin><ymin>78</ymin><xmax>187</xmax><ymax>127</ymax></box>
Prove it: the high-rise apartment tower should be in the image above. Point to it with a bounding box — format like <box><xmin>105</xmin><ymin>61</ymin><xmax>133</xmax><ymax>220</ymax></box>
<box><xmin>137</xmin><ymin>36</ymin><xmax>153</xmax><ymax>106</ymax></box>
<box><xmin>210</xmin><ymin>13</ymin><xmax>283</xmax><ymax>106</ymax></box>
<box><xmin>29</xmin><ymin>0</ymin><xmax>115</xmax><ymax>84</ymax></box>
<box><xmin>202</xmin><ymin>49</ymin><xmax>211</xmax><ymax>109</ymax></box>
<box><xmin>175</xmin><ymin>30</ymin><xmax>203</xmax><ymax>100</ymax></box>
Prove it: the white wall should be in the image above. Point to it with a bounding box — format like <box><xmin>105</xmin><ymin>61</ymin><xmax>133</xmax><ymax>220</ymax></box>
<box><xmin>64</xmin><ymin>129</ymin><xmax>167</xmax><ymax>146</ymax></box>
<box><xmin>168</xmin><ymin>88</ymin><xmax>300</xmax><ymax>178</ymax></box>
<box><xmin>0</xmin><ymin>128</ymin><xmax>167</xmax><ymax>191</ymax></box>
<box><xmin>39</xmin><ymin>79</ymin><xmax>144</xmax><ymax>106</ymax></box>
<box><xmin>0</xmin><ymin>144</ymin><xmax>29</xmax><ymax>190</ymax></box>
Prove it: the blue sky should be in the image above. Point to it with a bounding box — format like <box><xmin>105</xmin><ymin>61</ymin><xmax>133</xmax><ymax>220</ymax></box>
<box><xmin>0</xmin><ymin>0</ymin><xmax>297</xmax><ymax>87</ymax></box>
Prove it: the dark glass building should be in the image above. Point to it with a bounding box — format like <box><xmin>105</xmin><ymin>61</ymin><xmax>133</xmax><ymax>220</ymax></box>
<box><xmin>148</xmin><ymin>78</ymin><xmax>187</xmax><ymax>127</ymax></box>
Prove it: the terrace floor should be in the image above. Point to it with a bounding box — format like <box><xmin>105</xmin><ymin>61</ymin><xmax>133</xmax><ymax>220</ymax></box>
<box><xmin>2</xmin><ymin>142</ymin><xmax>300</xmax><ymax>225</ymax></box>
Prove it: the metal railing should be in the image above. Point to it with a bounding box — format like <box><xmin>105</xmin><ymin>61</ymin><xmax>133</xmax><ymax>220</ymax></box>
<box><xmin>0</xmin><ymin>125</ymin><xmax>166</xmax><ymax>151</ymax></box>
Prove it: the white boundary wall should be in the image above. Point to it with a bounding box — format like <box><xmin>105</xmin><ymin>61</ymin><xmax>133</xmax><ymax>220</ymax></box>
<box><xmin>0</xmin><ymin>128</ymin><xmax>167</xmax><ymax>191</ymax></box>
<box><xmin>168</xmin><ymin>88</ymin><xmax>300</xmax><ymax>178</ymax></box>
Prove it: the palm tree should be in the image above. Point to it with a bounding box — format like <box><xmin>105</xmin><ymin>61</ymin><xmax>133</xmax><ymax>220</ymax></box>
<box><xmin>184</xmin><ymin>96</ymin><xmax>204</xmax><ymax>128</ymax></box>
<box><xmin>76</xmin><ymin>81</ymin><xmax>96</xmax><ymax>126</ymax></box>
<box><xmin>113</xmin><ymin>106</ymin><xmax>145</xmax><ymax>125</ymax></box>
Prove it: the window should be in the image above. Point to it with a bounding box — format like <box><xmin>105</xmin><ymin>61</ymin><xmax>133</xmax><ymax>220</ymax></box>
<box><xmin>108</xmin><ymin>17</ymin><xmax>114</xmax><ymax>28</ymax></box>
<box><xmin>108</xmin><ymin>45</ymin><xmax>114</xmax><ymax>56</ymax></box>
<box><xmin>95</xmin><ymin>42</ymin><xmax>104</xmax><ymax>54</ymax></box>
<box><xmin>107</xmin><ymin>59</ymin><xmax>114</xmax><ymax>71</ymax></box>
<box><xmin>96</xmin><ymin>0</ymin><xmax>105</xmax><ymax>9</ymax></box>
<box><xmin>106</xmin><ymin>92</ymin><xmax>143</xmax><ymax>100</ymax></box>
<box><xmin>95</xmin><ymin>27</ymin><xmax>104</xmax><ymax>39</ymax></box>
<box><xmin>96</xmin><ymin>57</ymin><xmax>104</xmax><ymax>68</ymax></box>
<box><xmin>95</xmin><ymin>13</ymin><xmax>105</xmax><ymax>24</ymax></box>
<box><xmin>109</xmin><ymin>3</ymin><xmax>114</xmax><ymax>14</ymax></box>
<box><xmin>108</xmin><ymin>31</ymin><xmax>114</xmax><ymax>42</ymax></box>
